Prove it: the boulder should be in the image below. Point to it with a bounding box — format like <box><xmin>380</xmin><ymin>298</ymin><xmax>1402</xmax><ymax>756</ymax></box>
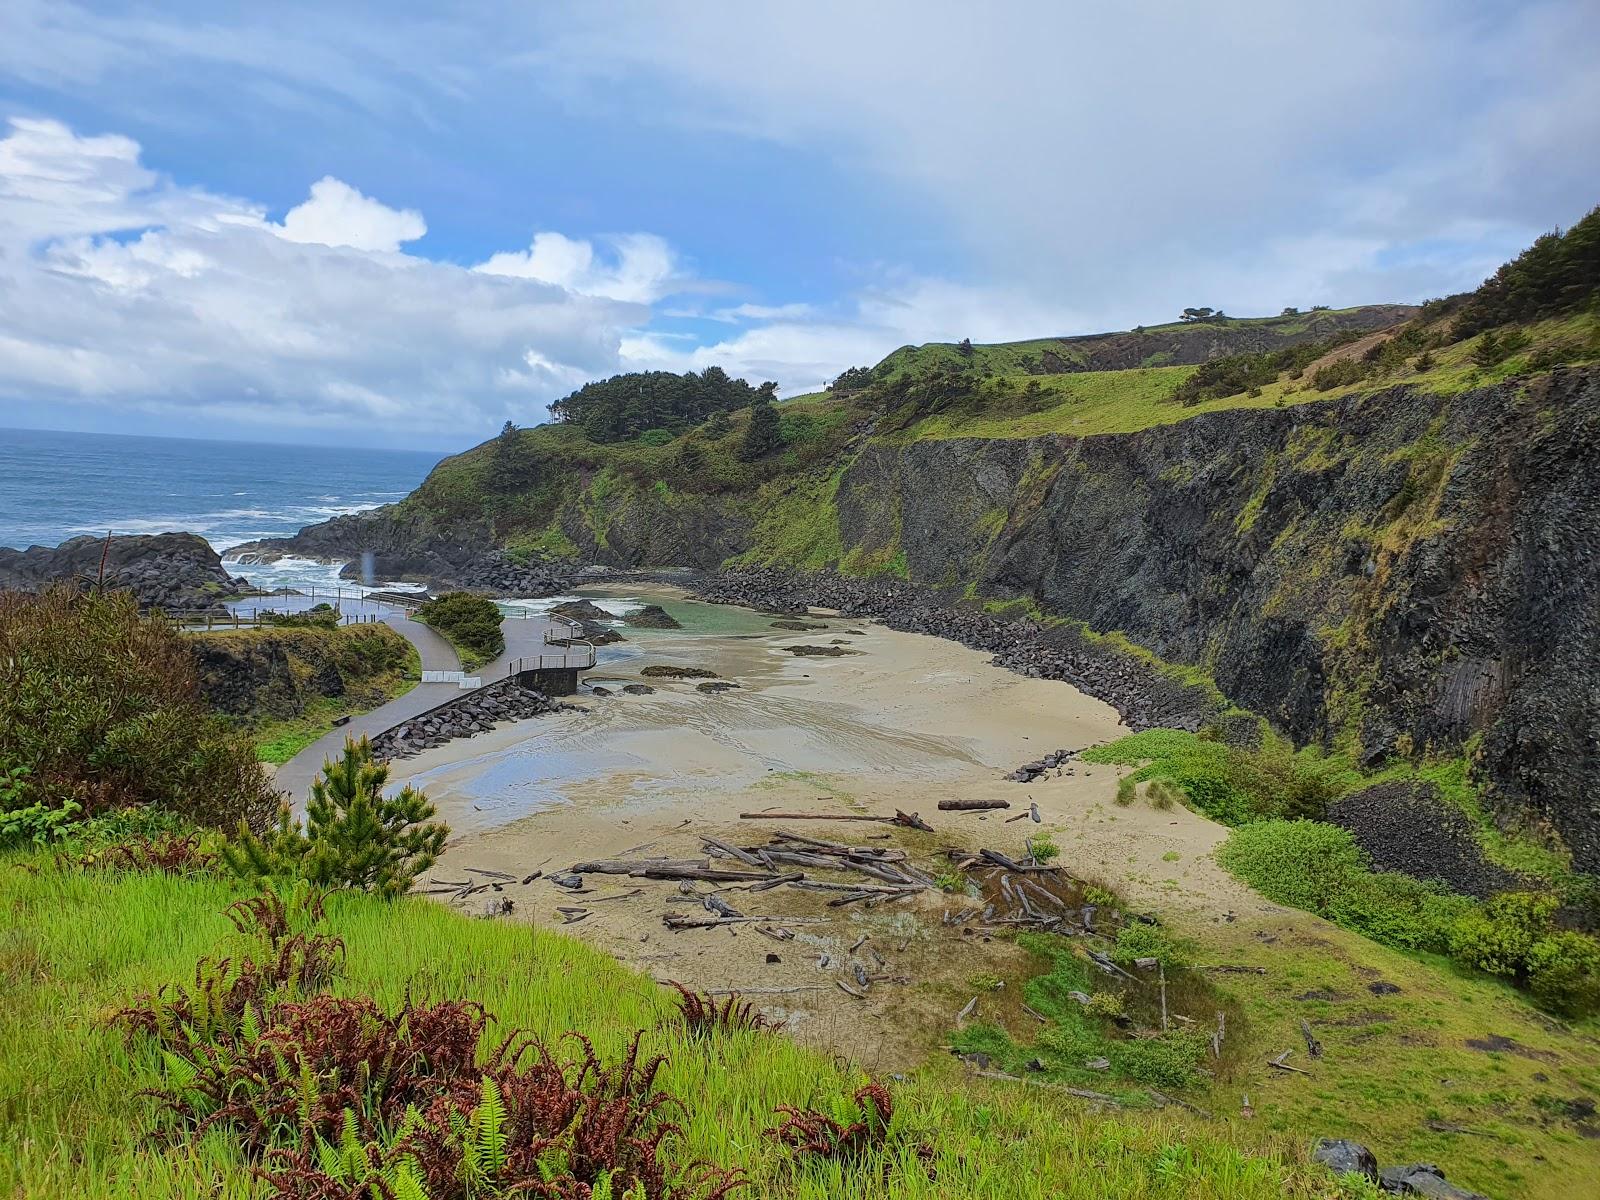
<box><xmin>625</xmin><ymin>603</ymin><xmax>682</xmax><ymax>629</ymax></box>
<box><xmin>1312</xmin><ymin>1139</ymin><xmax>1378</xmax><ymax>1182</ymax></box>
<box><xmin>1379</xmin><ymin>1163</ymin><xmax>1491</xmax><ymax>1198</ymax></box>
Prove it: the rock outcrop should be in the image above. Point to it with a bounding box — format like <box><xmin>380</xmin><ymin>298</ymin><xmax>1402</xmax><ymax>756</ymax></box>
<box><xmin>0</xmin><ymin>532</ymin><xmax>248</xmax><ymax>612</ymax></box>
<box><xmin>190</xmin><ymin>624</ymin><xmax>413</xmax><ymax>723</ymax></box>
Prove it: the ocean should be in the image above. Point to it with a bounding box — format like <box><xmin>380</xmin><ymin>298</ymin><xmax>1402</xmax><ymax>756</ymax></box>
<box><xmin>0</xmin><ymin>426</ymin><xmax>443</xmax><ymax>593</ymax></box>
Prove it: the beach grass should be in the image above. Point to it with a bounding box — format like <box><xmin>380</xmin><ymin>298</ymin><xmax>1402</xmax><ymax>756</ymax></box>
<box><xmin>0</xmin><ymin>855</ymin><xmax>1366</xmax><ymax>1200</ymax></box>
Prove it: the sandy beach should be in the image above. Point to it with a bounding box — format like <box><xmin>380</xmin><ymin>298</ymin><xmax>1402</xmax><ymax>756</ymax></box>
<box><xmin>392</xmin><ymin>585</ymin><xmax>1279</xmax><ymax>1064</ymax></box>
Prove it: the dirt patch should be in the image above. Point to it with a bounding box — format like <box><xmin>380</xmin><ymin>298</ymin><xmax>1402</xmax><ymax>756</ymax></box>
<box><xmin>1464</xmin><ymin>1034</ymin><xmax>1560</xmax><ymax>1062</ymax></box>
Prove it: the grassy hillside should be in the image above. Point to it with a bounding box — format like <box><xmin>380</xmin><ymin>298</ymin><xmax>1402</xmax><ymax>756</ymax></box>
<box><xmin>0</xmin><ymin>853</ymin><xmax>1368</xmax><ymax>1200</ymax></box>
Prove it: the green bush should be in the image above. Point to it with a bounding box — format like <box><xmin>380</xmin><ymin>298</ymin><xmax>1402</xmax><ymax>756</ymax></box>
<box><xmin>223</xmin><ymin>736</ymin><xmax>448</xmax><ymax>897</ymax></box>
<box><xmin>1526</xmin><ymin>931</ymin><xmax>1600</xmax><ymax>1016</ymax></box>
<box><xmin>1215</xmin><ymin>819</ymin><xmax>1368</xmax><ymax>912</ymax></box>
<box><xmin>1111</xmin><ymin>921</ymin><xmax>1187</xmax><ymax>969</ymax></box>
<box><xmin>0</xmin><ymin>585</ymin><xmax>277</xmax><ymax>832</ymax></box>
<box><xmin>1220</xmin><ymin>823</ymin><xmax>1600</xmax><ymax>1015</ymax></box>
<box><xmin>1082</xmin><ymin>730</ymin><xmax>1353</xmax><ymax>827</ymax></box>
<box><xmin>1449</xmin><ymin>892</ymin><xmax>1557</xmax><ymax>976</ymax></box>
<box><xmin>1310</xmin><ymin>357</ymin><xmax>1370</xmax><ymax>391</ymax></box>
<box><xmin>417</xmin><ymin>592</ymin><xmax>505</xmax><ymax>666</ymax></box>
<box><xmin>1109</xmin><ymin>1029</ymin><xmax>1209</xmax><ymax>1090</ymax></box>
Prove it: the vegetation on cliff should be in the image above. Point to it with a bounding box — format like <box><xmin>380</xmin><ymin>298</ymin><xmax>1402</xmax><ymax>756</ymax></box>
<box><xmin>548</xmin><ymin>365</ymin><xmax>774</xmax><ymax>443</ymax></box>
<box><xmin>192</xmin><ymin>622</ymin><xmax>419</xmax><ymax>764</ymax></box>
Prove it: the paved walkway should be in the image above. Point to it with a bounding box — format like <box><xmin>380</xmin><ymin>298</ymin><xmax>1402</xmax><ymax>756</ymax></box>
<box><xmin>273</xmin><ymin>612</ymin><xmax>461</xmax><ymax>801</ymax></box>
<box><xmin>273</xmin><ymin>612</ymin><xmax>590</xmax><ymax>801</ymax></box>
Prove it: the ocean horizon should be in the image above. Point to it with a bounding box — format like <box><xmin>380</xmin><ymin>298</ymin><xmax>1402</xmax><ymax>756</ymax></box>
<box><xmin>0</xmin><ymin>426</ymin><xmax>443</xmax><ymax>593</ymax></box>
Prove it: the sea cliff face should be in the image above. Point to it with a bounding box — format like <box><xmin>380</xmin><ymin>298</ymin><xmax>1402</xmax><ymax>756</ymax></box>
<box><xmin>253</xmin><ymin>367</ymin><xmax>1600</xmax><ymax>867</ymax></box>
<box><xmin>815</xmin><ymin>370</ymin><xmax>1598</xmax><ymax>867</ymax></box>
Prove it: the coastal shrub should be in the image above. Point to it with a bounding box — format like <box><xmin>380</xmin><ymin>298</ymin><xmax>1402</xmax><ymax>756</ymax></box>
<box><xmin>417</xmin><ymin>591</ymin><xmax>504</xmax><ymax>666</ymax></box>
<box><xmin>223</xmin><ymin>736</ymin><xmax>448</xmax><ymax>897</ymax></box>
<box><xmin>1310</xmin><ymin>357</ymin><xmax>1370</xmax><ymax>391</ymax></box>
<box><xmin>1526</xmin><ymin>931</ymin><xmax>1600</xmax><ymax>1016</ymax></box>
<box><xmin>1449</xmin><ymin>892</ymin><xmax>1557</xmax><ymax>977</ymax></box>
<box><xmin>1110</xmin><ymin>1029</ymin><xmax>1209</xmax><ymax>1091</ymax></box>
<box><xmin>1081</xmin><ymin>730</ymin><xmax>1352</xmax><ymax>825</ymax></box>
<box><xmin>1215</xmin><ymin>820</ymin><xmax>1370</xmax><ymax>912</ymax></box>
<box><xmin>0</xmin><ymin>584</ymin><xmax>278</xmax><ymax>831</ymax></box>
<box><xmin>257</xmin><ymin>601</ymin><xmax>340</xmax><ymax>629</ymax></box>
<box><xmin>1111</xmin><ymin>921</ymin><xmax>1186</xmax><ymax>969</ymax></box>
<box><xmin>1220</xmin><ymin>824</ymin><xmax>1600</xmax><ymax>1013</ymax></box>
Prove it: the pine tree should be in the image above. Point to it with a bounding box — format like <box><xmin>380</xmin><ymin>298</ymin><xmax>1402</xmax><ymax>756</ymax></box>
<box><xmin>222</xmin><ymin>737</ymin><xmax>447</xmax><ymax>897</ymax></box>
<box><xmin>739</xmin><ymin>400</ymin><xmax>782</xmax><ymax>461</ymax></box>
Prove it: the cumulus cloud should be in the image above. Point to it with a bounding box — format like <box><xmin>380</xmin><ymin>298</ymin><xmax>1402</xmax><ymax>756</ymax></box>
<box><xmin>275</xmin><ymin>177</ymin><xmax>425</xmax><ymax>252</ymax></box>
<box><xmin>475</xmin><ymin>231</ymin><xmax>681</xmax><ymax>303</ymax></box>
<box><xmin>0</xmin><ymin>118</ymin><xmax>646</xmax><ymax>440</ymax></box>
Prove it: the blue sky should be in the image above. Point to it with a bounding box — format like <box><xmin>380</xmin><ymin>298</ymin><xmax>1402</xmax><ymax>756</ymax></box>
<box><xmin>0</xmin><ymin>1</ymin><xmax>1596</xmax><ymax>450</ymax></box>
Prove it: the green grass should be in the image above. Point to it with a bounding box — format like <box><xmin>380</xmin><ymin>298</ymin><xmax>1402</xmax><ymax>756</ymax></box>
<box><xmin>251</xmin><ymin>686</ymin><xmax>418</xmax><ymax>765</ymax></box>
<box><xmin>0</xmin><ymin>857</ymin><xmax>1369</xmax><ymax>1200</ymax></box>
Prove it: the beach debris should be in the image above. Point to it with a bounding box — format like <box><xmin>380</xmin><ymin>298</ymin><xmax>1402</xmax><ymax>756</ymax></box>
<box><xmin>703</xmin><ymin>894</ymin><xmax>743</xmax><ymax>918</ymax></box>
<box><xmin>663</xmin><ymin>914</ymin><xmax>824</xmax><ymax>931</ymax></box>
<box><xmin>1300</xmin><ymin>1018</ymin><xmax>1324</xmax><ymax>1060</ymax></box>
<box><xmin>956</xmin><ymin>995</ymin><xmax>978</xmax><ymax>1025</ymax></box>
<box><xmin>938</xmin><ymin>799</ymin><xmax>1010</xmax><ymax>811</ymax></box>
<box><xmin>739</xmin><ymin>809</ymin><xmax>934</xmax><ymax>831</ymax></box>
<box><xmin>835</xmin><ymin>980</ymin><xmax>867</xmax><ymax>999</ymax></box>
<box><xmin>1268</xmin><ymin>1049</ymin><xmax>1311</xmax><ymax>1075</ymax></box>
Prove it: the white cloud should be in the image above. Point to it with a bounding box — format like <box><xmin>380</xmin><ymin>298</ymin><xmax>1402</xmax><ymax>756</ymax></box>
<box><xmin>276</xmin><ymin>176</ymin><xmax>425</xmax><ymax>252</ymax></box>
<box><xmin>0</xmin><ymin>118</ymin><xmax>646</xmax><ymax>440</ymax></box>
<box><xmin>526</xmin><ymin>1</ymin><xmax>1600</xmax><ymax>316</ymax></box>
<box><xmin>475</xmin><ymin>231</ymin><xmax>681</xmax><ymax>303</ymax></box>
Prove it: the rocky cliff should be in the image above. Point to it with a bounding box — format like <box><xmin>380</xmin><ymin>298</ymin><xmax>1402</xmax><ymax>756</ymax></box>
<box><xmin>0</xmin><ymin>532</ymin><xmax>250</xmax><ymax>612</ymax></box>
<box><xmin>806</xmin><ymin>366</ymin><xmax>1598</xmax><ymax>869</ymax></box>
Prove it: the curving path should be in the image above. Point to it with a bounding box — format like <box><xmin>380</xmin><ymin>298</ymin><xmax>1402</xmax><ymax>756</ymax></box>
<box><xmin>274</xmin><ymin>612</ymin><xmax>589</xmax><ymax>801</ymax></box>
<box><xmin>273</xmin><ymin>612</ymin><xmax>462</xmax><ymax>801</ymax></box>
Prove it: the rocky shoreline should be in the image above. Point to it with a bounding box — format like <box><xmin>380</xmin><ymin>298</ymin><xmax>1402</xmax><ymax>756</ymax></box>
<box><xmin>691</xmin><ymin>567</ymin><xmax>1224</xmax><ymax>734</ymax></box>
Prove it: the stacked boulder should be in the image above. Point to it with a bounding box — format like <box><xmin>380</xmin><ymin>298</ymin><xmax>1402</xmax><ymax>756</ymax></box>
<box><xmin>372</xmin><ymin>680</ymin><xmax>565</xmax><ymax>760</ymax></box>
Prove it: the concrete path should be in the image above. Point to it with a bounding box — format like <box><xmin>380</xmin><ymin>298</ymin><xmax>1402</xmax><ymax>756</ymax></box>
<box><xmin>273</xmin><ymin>612</ymin><xmax>461</xmax><ymax>801</ymax></box>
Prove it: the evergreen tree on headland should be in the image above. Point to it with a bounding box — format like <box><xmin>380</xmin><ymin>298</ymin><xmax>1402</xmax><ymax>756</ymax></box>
<box><xmin>550</xmin><ymin>367</ymin><xmax>766</xmax><ymax>443</ymax></box>
<box><xmin>739</xmin><ymin>399</ymin><xmax>782</xmax><ymax>460</ymax></box>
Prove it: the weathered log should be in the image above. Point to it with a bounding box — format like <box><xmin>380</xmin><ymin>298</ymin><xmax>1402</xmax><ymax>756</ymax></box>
<box><xmin>937</xmin><ymin>799</ymin><xmax>1010</xmax><ymax>811</ymax></box>
<box><xmin>663</xmin><ymin>913</ymin><xmax>823</xmax><ymax>930</ymax></box>
<box><xmin>640</xmin><ymin>865</ymin><xmax>778</xmax><ymax>883</ymax></box>
<box><xmin>747</xmin><ymin>871</ymin><xmax>805</xmax><ymax>892</ymax></box>
<box><xmin>573</xmin><ymin>858</ymin><xmax>707</xmax><ymax>874</ymax></box>
<box><xmin>701</xmin><ymin>836</ymin><xmax>764</xmax><ymax>868</ymax></box>
<box><xmin>787</xmin><ymin>880</ymin><xmax>919</xmax><ymax>895</ymax></box>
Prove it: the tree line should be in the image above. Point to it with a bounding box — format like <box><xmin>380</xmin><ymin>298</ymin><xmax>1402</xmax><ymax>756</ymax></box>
<box><xmin>549</xmin><ymin>367</ymin><xmax>775</xmax><ymax>443</ymax></box>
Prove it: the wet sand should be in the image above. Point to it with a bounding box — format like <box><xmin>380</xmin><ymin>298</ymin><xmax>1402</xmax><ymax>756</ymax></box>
<box><xmin>393</xmin><ymin>586</ymin><xmax>1278</xmax><ymax>1063</ymax></box>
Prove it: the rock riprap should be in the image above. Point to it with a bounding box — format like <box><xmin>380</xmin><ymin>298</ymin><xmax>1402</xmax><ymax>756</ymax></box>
<box><xmin>371</xmin><ymin>679</ymin><xmax>566</xmax><ymax>759</ymax></box>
